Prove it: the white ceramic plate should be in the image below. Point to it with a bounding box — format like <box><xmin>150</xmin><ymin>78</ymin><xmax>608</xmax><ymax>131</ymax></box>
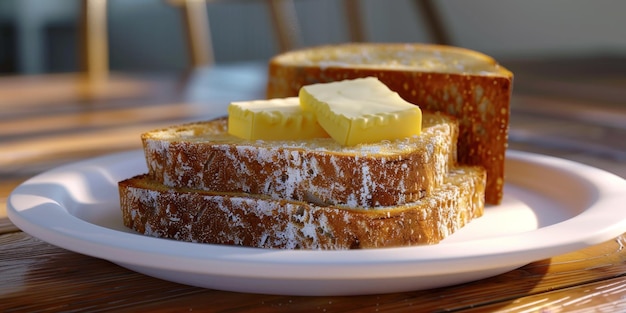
<box><xmin>8</xmin><ymin>150</ymin><xmax>626</xmax><ymax>296</ymax></box>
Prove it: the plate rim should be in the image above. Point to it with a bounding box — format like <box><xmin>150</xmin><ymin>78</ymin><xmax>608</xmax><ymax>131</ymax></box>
<box><xmin>7</xmin><ymin>149</ymin><xmax>626</xmax><ymax>282</ymax></box>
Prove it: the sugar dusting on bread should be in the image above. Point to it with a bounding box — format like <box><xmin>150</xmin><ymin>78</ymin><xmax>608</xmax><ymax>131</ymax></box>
<box><xmin>275</xmin><ymin>43</ymin><xmax>507</xmax><ymax>76</ymax></box>
<box><xmin>142</xmin><ymin>112</ymin><xmax>457</xmax><ymax>208</ymax></box>
<box><xmin>119</xmin><ymin>43</ymin><xmax>508</xmax><ymax>249</ymax></box>
<box><xmin>120</xmin><ymin>164</ymin><xmax>484</xmax><ymax>249</ymax></box>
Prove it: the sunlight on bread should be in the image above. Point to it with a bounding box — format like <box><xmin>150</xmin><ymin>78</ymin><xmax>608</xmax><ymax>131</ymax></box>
<box><xmin>118</xmin><ymin>43</ymin><xmax>513</xmax><ymax>249</ymax></box>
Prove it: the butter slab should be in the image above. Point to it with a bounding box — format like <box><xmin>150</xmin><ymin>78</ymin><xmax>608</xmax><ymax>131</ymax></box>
<box><xmin>228</xmin><ymin>97</ymin><xmax>328</xmax><ymax>141</ymax></box>
<box><xmin>299</xmin><ymin>77</ymin><xmax>422</xmax><ymax>146</ymax></box>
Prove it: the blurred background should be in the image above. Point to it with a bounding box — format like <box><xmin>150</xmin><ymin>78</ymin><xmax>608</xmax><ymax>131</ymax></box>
<box><xmin>0</xmin><ymin>0</ymin><xmax>625</xmax><ymax>169</ymax></box>
<box><xmin>1</xmin><ymin>0</ymin><xmax>625</xmax><ymax>75</ymax></box>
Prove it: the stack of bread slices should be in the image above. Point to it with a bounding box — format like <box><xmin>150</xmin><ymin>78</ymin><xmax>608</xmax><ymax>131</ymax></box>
<box><xmin>119</xmin><ymin>43</ymin><xmax>512</xmax><ymax>250</ymax></box>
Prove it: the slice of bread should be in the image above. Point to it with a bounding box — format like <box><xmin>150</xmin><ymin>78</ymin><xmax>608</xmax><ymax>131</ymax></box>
<box><xmin>119</xmin><ymin>165</ymin><xmax>485</xmax><ymax>249</ymax></box>
<box><xmin>266</xmin><ymin>43</ymin><xmax>513</xmax><ymax>204</ymax></box>
<box><xmin>142</xmin><ymin>112</ymin><xmax>458</xmax><ymax>208</ymax></box>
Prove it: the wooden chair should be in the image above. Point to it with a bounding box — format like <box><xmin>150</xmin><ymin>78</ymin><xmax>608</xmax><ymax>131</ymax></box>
<box><xmin>171</xmin><ymin>0</ymin><xmax>451</xmax><ymax>69</ymax></box>
<box><xmin>79</xmin><ymin>0</ymin><xmax>451</xmax><ymax>75</ymax></box>
<box><xmin>80</xmin><ymin>0</ymin><xmax>109</xmax><ymax>82</ymax></box>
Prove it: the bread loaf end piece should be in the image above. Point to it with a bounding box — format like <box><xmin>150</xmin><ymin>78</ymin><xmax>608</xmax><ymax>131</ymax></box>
<box><xmin>119</xmin><ymin>165</ymin><xmax>485</xmax><ymax>250</ymax></box>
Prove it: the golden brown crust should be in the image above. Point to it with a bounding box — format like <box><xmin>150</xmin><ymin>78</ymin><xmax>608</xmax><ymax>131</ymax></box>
<box><xmin>265</xmin><ymin>43</ymin><xmax>512</xmax><ymax>204</ymax></box>
<box><xmin>142</xmin><ymin>112</ymin><xmax>458</xmax><ymax>208</ymax></box>
<box><xmin>119</xmin><ymin>166</ymin><xmax>485</xmax><ymax>249</ymax></box>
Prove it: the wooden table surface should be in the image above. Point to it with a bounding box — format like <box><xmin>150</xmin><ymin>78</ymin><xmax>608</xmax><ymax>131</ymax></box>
<box><xmin>2</xmin><ymin>59</ymin><xmax>626</xmax><ymax>312</ymax></box>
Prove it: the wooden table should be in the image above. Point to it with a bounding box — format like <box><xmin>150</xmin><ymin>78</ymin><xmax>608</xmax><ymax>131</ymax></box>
<box><xmin>2</xmin><ymin>59</ymin><xmax>626</xmax><ymax>312</ymax></box>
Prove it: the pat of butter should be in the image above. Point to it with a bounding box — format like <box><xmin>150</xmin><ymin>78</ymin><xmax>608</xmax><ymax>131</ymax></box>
<box><xmin>299</xmin><ymin>77</ymin><xmax>422</xmax><ymax>146</ymax></box>
<box><xmin>228</xmin><ymin>97</ymin><xmax>329</xmax><ymax>140</ymax></box>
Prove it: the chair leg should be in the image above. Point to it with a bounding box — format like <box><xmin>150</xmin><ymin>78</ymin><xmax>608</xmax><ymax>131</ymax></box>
<box><xmin>266</xmin><ymin>0</ymin><xmax>302</xmax><ymax>52</ymax></box>
<box><xmin>80</xmin><ymin>0</ymin><xmax>109</xmax><ymax>82</ymax></box>
<box><xmin>413</xmin><ymin>0</ymin><xmax>452</xmax><ymax>45</ymax></box>
<box><xmin>343</xmin><ymin>0</ymin><xmax>366</xmax><ymax>42</ymax></box>
<box><xmin>180</xmin><ymin>0</ymin><xmax>214</xmax><ymax>68</ymax></box>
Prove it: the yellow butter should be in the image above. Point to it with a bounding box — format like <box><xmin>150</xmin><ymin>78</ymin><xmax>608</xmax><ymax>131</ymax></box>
<box><xmin>299</xmin><ymin>77</ymin><xmax>422</xmax><ymax>146</ymax></box>
<box><xmin>227</xmin><ymin>97</ymin><xmax>329</xmax><ymax>141</ymax></box>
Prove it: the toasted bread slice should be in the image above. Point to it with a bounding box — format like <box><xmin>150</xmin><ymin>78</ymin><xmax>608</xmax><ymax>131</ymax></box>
<box><xmin>266</xmin><ymin>43</ymin><xmax>513</xmax><ymax>204</ymax></box>
<box><xmin>119</xmin><ymin>165</ymin><xmax>485</xmax><ymax>249</ymax></box>
<box><xmin>142</xmin><ymin>112</ymin><xmax>457</xmax><ymax>208</ymax></box>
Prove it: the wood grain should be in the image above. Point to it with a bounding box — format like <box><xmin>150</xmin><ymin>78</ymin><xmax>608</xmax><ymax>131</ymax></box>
<box><xmin>0</xmin><ymin>73</ymin><xmax>163</xmax><ymax>110</ymax></box>
<box><xmin>1</xmin><ymin>232</ymin><xmax>626</xmax><ymax>312</ymax></box>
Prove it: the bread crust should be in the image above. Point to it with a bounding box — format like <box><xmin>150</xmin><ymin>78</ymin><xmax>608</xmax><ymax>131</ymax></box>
<box><xmin>119</xmin><ymin>166</ymin><xmax>485</xmax><ymax>249</ymax></box>
<box><xmin>265</xmin><ymin>43</ymin><xmax>512</xmax><ymax>204</ymax></box>
<box><xmin>142</xmin><ymin>112</ymin><xmax>458</xmax><ymax>208</ymax></box>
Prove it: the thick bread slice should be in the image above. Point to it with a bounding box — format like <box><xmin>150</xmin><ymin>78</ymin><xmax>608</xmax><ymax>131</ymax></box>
<box><xmin>265</xmin><ymin>43</ymin><xmax>513</xmax><ymax>205</ymax></box>
<box><xmin>119</xmin><ymin>166</ymin><xmax>485</xmax><ymax>249</ymax></box>
<box><xmin>142</xmin><ymin>112</ymin><xmax>458</xmax><ymax>208</ymax></box>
